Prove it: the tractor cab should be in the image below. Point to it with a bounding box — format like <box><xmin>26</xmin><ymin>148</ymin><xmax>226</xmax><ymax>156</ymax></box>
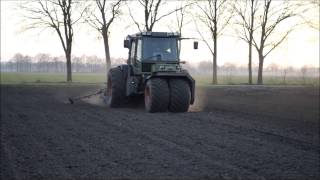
<box><xmin>124</xmin><ymin>32</ymin><xmax>196</xmax><ymax>74</ymax></box>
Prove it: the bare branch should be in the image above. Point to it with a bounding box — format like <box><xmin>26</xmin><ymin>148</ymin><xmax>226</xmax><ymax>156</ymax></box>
<box><xmin>126</xmin><ymin>2</ymin><xmax>142</xmax><ymax>32</ymax></box>
<box><xmin>194</xmin><ymin>18</ymin><xmax>214</xmax><ymax>56</ymax></box>
<box><xmin>127</xmin><ymin>0</ymin><xmax>193</xmax><ymax>32</ymax></box>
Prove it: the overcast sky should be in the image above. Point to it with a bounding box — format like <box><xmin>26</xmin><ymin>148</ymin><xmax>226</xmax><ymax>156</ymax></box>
<box><xmin>1</xmin><ymin>0</ymin><xmax>319</xmax><ymax>68</ymax></box>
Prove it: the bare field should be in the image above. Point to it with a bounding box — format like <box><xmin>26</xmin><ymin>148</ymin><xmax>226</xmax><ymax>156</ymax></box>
<box><xmin>1</xmin><ymin>84</ymin><xmax>319</xmax><ymax>179</ymax></box>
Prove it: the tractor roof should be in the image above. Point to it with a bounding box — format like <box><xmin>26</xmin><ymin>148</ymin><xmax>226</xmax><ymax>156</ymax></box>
<box><xmin>126</xmin><ymin>32</ymin><xmax>180</xmax><ymax>40</ymax></box>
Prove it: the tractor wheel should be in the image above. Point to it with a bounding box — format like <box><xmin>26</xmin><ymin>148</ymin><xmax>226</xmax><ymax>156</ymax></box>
<box><xmin>144</xmin><ymin>78</ymin><xmax>169</xmax><ymax>113</ymax></box>
<box><xmin>168</xmin><ymin>79</ymin><xmax>191</xmax><ymax>112</ymax></box>
<box><xmin>106</xmin><ymin>67</ymin><xmax>126</xmax><ymax>107</ymax></box>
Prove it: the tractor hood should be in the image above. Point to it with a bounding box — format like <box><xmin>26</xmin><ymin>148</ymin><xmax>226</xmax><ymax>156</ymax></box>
<box><xmin>151</xmin><ymin>63</ymin><xmax>182</xmax><ymax>73</ymax></box>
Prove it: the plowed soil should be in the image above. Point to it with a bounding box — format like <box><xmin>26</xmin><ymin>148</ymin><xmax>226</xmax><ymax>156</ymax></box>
<box><xmin>1</xmin><ymin>84</ymin><xmax>319</xmax><ymax>180</ymax></box>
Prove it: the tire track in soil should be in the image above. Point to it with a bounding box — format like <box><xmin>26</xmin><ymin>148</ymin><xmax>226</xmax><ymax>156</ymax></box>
<box><xmin>172</xmin><ymin>112</ymin><xmax>319</xmax><ymax>178</ymax></box>
<box><xmin>10</xmin><ymin>106</ymin><xmax>137</xmax><ymax>178</ymax></box>
<box><xmin>98</xmin><ymin>108</ymin><xmax>318</xmax><ymax>178</ymax></box>
<box><xmin>42</xmin><ymin>102</ymin><xmax>258</xmax><ymax>179</ymax></box>
<box><xmin>180</xmin><ymin>112</ymin><xmax>319</xmax><ymax>153</ymax></box>
<box><xmin>1</xmin><ymin>110</ymin><xmax>75</xmax><ymax>179</ymax></box>
<box><xmin>79</xmin><ymin>108</ymin><xmax>265</xmax><ymax>179</ymax></box>
<box><xmin>55</xmin><ymin>106</ymin><xmax>242</xmax><ymax>178</ymax></box>
<box><xmin>4</xmin><ymin>101</ymin><xmax>213</xmax><ymax>178</ymax></box>
<box><xmin>55</xmin><ymin>107</ymin><xmax>230</xmax><ymax>177</ymax></box>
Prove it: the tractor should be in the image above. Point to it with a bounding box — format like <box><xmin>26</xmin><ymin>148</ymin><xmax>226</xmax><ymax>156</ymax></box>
<box><xmin>104</xmin><ymin>32</ymin><xmax>197</xmax><ymax>113</ymax></box>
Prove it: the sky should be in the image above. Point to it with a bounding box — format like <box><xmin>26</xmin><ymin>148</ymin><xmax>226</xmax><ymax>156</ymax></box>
<box><xmin>1</xmin><ymin>0</ymin><xmax>319</xmax><ymax>68</ymax></box>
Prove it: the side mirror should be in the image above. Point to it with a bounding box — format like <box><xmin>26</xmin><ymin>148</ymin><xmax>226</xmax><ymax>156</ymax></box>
<box><xmin>124</xmin><ymin>40</ymin><xmax>130</xmax><ymax>48</ymax></box>
<box><xmin>193</xmin><ymin>41</ymin><xmax>198</xmax><ymax>49</ymax></box>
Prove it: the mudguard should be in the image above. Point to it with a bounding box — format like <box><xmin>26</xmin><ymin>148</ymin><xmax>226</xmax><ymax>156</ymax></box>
<box><xmin>118</xmin><ymin>65</ymin><xmax>129</xmax><ymax>78</ymax></box>
<box><xmin>145</xmin><ymin>72</ymin><xmax>195</xmax><ymax>105</ymax></box>
<box><xmin>118</xmin><ymin>65</ymin><xmax>141</xmax><ymax>96</ymax></box>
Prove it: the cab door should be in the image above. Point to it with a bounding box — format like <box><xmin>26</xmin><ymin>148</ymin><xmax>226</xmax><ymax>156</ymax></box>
<box><xmin>134</xmin><ymin>39</ymin><xmax>143</xmax><ymax>74</ymax></box>
<box><xmin>128</xmin><ymin>40</ymin><xmax>138</xmax><ymax>74</ymax></box>
<box><xmin>129</xmin><ymin>39</ymin><xmax>142</xmax><ymax>74</ymax></box>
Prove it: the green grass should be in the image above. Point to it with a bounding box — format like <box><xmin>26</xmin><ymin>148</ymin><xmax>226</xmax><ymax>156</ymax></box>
<box><xmin>193</xmin><ymin>75</ymin><xmax>319</xmax><ymax>86</ymax></box>
<box><xmin>1</xmin><ymin>72</ymin><xmax>318</xmax><ymax>86</ymax></box>
<box><xmin>0</xmin><ymin>72</ymin><xmax>106</xmax><ymax>84</ymax></box>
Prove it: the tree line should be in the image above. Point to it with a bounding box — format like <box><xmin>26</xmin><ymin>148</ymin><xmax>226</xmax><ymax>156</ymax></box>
<box><xmin>17</xmin><ymin>0</ymin><xmax>319</xmax><ymax>84</ymax></box>
<box><xmin>1</xmin><ymin>53</ymin><xmax>126</xmax><ymax>73</ymax></box>
<box><xmin>2</xmin><ymin>53</ymin><xmax>318</xmax><ymax>82</ymax></box>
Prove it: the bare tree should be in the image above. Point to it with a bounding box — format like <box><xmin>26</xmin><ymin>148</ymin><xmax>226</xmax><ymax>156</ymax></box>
<box><xmin>52</xmin><ymin>57</ymin><xmax>60</xmax><ymax>72</ymax></box>
<box><xmin>175</xmin><ymin>0</ymin><xmax>194</xmax><ymax>54</ymax></box>
<box><xmin>233</xmin><ymin>0</ymin><xmax>259</xmax><ymax>85</ymax></box>
<box><xmin>85</xmin><ymin>0</ymin><xmax>123</xmax><ymax>73</ymax></box>
<box><xmin>194</xmin><ymin>0</ymin><xmax>234</xmax><ymax>84</ymax></box>
<box><xmin>23</xmin><ymin>55</ymin><xmax>32</xmax><ymax>72</ymax></box>
<box><xmin>197</xmin><ymin>60</ymin><xmax>213</xmax><ymax>75</ymax></box>
<box><xmin>11</xmin><ymin>53</ymin><xmax>24</xmax><ymax>72</ymax></box>
<box><xmin>127</xmin><ymin>0</ymin><xmax>190</xmax><ymax>32</ymax></box>
<box><xmin>20</xmin><ymin>0</ymin><xmax>85</xmax><ymax>82</ymax></box>
<box><xmin>167</xmin><ymin>1</ymin><xmax>194</xmax><ymax>54</ymax></box>
<box><xmin>252</xmin><ymin>0</ymin><xmax>304</xmax><ymax>84</ymax></box>
<box><xmin>267</xmin><ymin>63</ymin><xmax>279</xmax><ymax>74</ymax></box>
<box><xmin>222</xmin><ymin>62</ymin><xmax>237</xmax><ymax>84</ymax></box>
<box><xmin>300</xmin><ymin>65</ymin><xmax>308</xmax><ymax>84</ymax></box>
<box><xmin>281</xmin><ymin>65</ymin><xmax>293</xmax><ymax>84</ymax></box>
<box><xmin>300</xmin><ymin>0</ymin><xmax>320</xmax><ymax>31</ymax></box>
<box><xmin>35</xmin><ymin>53</ymin><xmax>51</xmax><ymax>72</ymax></box>
<box><xmin>170</xmin><ymin>1</ymin><xmax>194</xmax><ymax>35</ymax></box>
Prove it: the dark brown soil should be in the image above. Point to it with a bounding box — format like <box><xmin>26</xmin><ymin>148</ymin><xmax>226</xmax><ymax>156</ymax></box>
<box><xmin>1</xmin><ymin>84</ymin><xmax>319</xmax><ymax>180</ymax></box>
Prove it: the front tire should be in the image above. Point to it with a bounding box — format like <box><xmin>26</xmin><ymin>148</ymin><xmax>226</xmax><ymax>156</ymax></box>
<box><xmin>106</xmin><ymin>68</ymin><xmax>126</xmax><ymax>107</ymax></box>
<box><xmin>168</xmin><ymin>79</ymin><xmax>191</xmax><ymax>112</ymax></box>
<box><xmin>144</xmin><ymin>78</ymin><xmax>169</xmax><ymax>113</ymax></box>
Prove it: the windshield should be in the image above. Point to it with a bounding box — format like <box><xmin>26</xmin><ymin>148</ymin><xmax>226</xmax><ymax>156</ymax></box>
<box><xmin>142</xmin><ymin>37</ymin><xmax>178</xmax><ymax>61</ymax></box>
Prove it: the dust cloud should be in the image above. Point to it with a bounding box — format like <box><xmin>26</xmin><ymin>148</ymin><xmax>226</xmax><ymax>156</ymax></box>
<box><xmin>188</xmin><ymin>87</ymin><xmax>208</xmax><ymax>112</ymax></box>
<box><xmin>81</xmin><ymin>95</ymin><xmax>105</xmax><ymax>106</ymax></box>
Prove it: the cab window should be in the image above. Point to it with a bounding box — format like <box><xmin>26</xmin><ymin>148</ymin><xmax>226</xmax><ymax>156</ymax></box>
<box><xmin>130</xmin><ymin>41</ymin><xmax>136</xmax><ymax>64</ymax></box>
<box><xmin>136</xmin><ymin>39</ymin><xmax>142</xmax><ymax>61</ymax></box>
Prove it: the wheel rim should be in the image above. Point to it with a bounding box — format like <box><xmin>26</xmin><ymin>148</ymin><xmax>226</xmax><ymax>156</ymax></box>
<box><xmin>144</xmin><ymin>86</ymin><xmax>150</xmax><ymax>107</ymax></box>
<box><xmin>107</xmin><ymin>76</ymin><xmax>112</xmax><ymax>97</ymax></box>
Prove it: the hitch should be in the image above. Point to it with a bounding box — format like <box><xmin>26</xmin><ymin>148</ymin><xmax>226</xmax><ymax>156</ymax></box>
<box><xmin>68</xmin><ymin>88</ymin><xmax>105</xmax><ymax>104</ymax></box>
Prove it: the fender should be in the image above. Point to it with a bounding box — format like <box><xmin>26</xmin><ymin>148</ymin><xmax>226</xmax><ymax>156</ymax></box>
<box><xmin>145</xmin><ymin>72</ymin><xmax>195</xmax><ymax>105</ymax></box>
<box><xmin>118</xmin><ymin>65</ymin><xmax>141</xmax><ymax>96</ymax></box>
<box><xmin>118</xmin><ymin>65</ymin><xmax>129</xmax><ymax>78</ymax></box>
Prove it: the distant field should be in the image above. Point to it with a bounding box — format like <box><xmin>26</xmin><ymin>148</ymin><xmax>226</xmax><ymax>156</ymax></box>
<box><xmin>195</xmin><ymin>74</ymin><xmax>319</xmax><ymax>86</ymax></box>
<box><xmin>0</xmin><ymin>73</ymin><xmax>107</xmax><ymax>84</ymax></box>
<box><xmin>1</xmin><ymin>72</ymin><xmax>319</xmax><ymax>86</ymax></box>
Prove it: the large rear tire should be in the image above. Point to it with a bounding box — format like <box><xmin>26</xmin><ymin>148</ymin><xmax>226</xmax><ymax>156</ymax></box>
<box><xmin>144</xmin><ymin>78</ymin><xmax>169</xmax><ymax>113</ymax></box>
<box><xmin>168</xmin><ymin>78</ymin><xmax>191</xmax><ymax>112</ymax></box>
<box><xmin>106</xmin><ymin>67</ymin><xmax>126</xmax><ymax>107</ymax></box>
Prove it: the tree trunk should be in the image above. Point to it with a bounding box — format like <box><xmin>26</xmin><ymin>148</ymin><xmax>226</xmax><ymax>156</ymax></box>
<box><xmin>212</xmin><ymin>2</ymin><xmax>218</xmax><ymax>85</ymax></box>
<box><xmin>248</xmin><ymin>42</ymin><xmax>253</xmax><ymax>85</ymax></box>
<box><xmin>248</xmin><ymin>0</ymin><xmax>254</xmax><ymax>85</ymax></box>
<box><xmin>257</xmin><ymin>52</ymin><xmax>264</xmax><ymax>85</ymax></box>
<box><xmin>66</xmin><ymin>52</ymin><xmax>72</xmax><ymax>82</ymax></box>
<box><xmin>212</xmin><ymin>35</ymin><xmax>218</xmax><ymax>84</ymax></box>
<box><xmin>102</xmin><ymin>27</ymin><xmax>111</xmax><ymax>73</ymax></box>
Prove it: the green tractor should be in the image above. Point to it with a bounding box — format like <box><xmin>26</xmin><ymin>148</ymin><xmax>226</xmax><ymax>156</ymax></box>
<box><xmin>104</xmin><ymin>32</ymin><xmax>198</xmax><ymax>113</ymax></box>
